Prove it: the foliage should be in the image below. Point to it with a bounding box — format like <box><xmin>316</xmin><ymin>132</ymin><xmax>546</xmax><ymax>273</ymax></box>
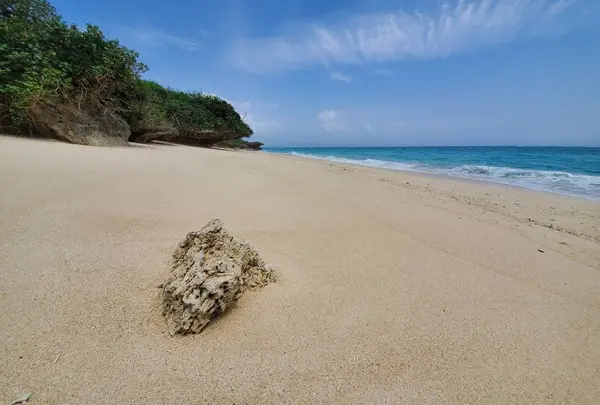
<box><xmin>0</xmin><ymin>0</ymin><xmax>253</xmax><ymax>141</ymax></box>
<box><xmin>0</xmin><ymin>0</ymin><xmax>146</xmax><ymax>127</ymax></box>
<box><xmin>128</xmin><ymin>80</ymin><xmax>252</xmax><ymax>138</ymax></box>
<box><xmin>1</xmin><ymin>0</ymin><xmax>68</xmax><ymax>126</ymax></box>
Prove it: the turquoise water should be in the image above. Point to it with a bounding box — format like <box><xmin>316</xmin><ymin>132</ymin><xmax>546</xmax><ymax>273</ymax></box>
<box><xmin>265</xmin><ymin>147</ymin><xmax>600</xmax><ymax>200</ymax></box>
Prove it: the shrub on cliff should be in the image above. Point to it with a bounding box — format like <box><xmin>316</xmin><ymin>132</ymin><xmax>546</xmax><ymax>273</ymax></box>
<box><xmin>0</xmin><ymin>0</ymin><xmax>146</xmax><ymax>133</ymax></box>
<box><xmin>127</xmin><ymin>80</ymin><xmax>253</xmax><ymax>144</ymax></box>
<box><xmin>0</xmin><ymin>0</ymin><xmax>253</xmax><ymax>145</ymax></box>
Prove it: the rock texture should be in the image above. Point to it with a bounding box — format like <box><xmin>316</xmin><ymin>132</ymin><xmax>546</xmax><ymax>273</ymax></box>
<box><xmin>31</xmin><ymin>101</ymin><xmax>130</xmax><ymax>146</ymax></box>
<box><xmin>213</xmin><ymin>140</ymin><xmax>263</xmax><ymax>150</ymax></box>
<box><xmin>129</xmin><ymin>121</ymin><xmax>178</xmax><ymax>144</ymax></box>
<box><xmin>244</xmin><ymin>141</ymin><xmax>264</xmax><ymax>151</ymax></box>
<box><xmin>162</xmin><ymin>219</ymin><xmax>275</xmax><ymax>335</ymax></box>
<box><xmin>169</xmin><ymin>130</ymin><xmax>245</xmax><ymax>146</ymax></box>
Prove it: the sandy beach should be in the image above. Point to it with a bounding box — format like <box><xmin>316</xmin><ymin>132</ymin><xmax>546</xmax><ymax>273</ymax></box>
<box><xmin>1</xmin><ymin>136</ymin><xmax>599</xmax><ymax>404</ymax></box>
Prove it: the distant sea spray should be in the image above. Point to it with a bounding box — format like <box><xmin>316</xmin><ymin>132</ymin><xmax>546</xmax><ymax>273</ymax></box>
<box><xmin>265</xmin><ymin>147</ymin><xmax>600</xmax><ymax>201</ymax></box>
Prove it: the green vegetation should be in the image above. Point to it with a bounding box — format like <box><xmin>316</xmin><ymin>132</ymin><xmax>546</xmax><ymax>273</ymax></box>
<box><xmin>0</xmin><ymin>0</ymin><xmax>253</xmax><ymax>144</ymax></box>
<box><xmin>128</xmin><ymin>80</ymin><xmax>252</xmax><ymax>138</ymax></box>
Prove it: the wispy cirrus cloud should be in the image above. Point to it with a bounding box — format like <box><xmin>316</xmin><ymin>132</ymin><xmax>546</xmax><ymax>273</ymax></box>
<box><xmin>330</xmin><ymin>71</ymin><xmax>352</xmax><ymax>83</ymax></box>
<box><xmin>117</xmin><ymin>27</ymin><xmax>203</xmax><ymax>51</ymax></box>
<box><xmin>230</xmin><ymin>0</ymin><xmax>578</xmax><ymax>73</ymax></box>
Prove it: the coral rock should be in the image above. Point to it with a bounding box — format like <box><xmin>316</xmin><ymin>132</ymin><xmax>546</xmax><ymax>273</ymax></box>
<box><xmin>162</xmin><ymin>219</ymin><xmax>275</xmax><ymax>335</ymax></box>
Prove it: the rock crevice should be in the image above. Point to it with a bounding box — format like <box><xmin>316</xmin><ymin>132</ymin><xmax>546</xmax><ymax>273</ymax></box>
<box><xmin>31</xmin><ymin>101</ymin><xmax>130</xmax><ymax>146</ymax></box>
<box><xmin>162</xmin><ymin>219</ymin><xmax>275</xmax><ymax>335</ymax></box>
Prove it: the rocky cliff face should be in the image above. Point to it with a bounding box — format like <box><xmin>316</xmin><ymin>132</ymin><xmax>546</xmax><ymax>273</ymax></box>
<box><xmin>128</xmin><ymin>121</ymin><xmax>178</xmax><ymax>144</ymax></box>
<box><xmin>244</xmin><ymin>141</ymin><xmax>264</xmax><ymax>151</ymax></box>
<box><xmin>214</xmin><ymin>140</ymin><xmax>264</xmax><ymax>150</ymax></box>
<box><xmin>14</xmin><ymin>100</ymin><xmax>259</xmax><ymax>149</ymax></box>
<box><xmin>31</xmin><ymin>101</ymin><xmax>130</xmax><ymax>147</ymax></box>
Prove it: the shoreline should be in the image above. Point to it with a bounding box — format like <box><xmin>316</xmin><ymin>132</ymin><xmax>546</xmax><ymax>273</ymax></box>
<box><xmin>263</xmin><ymin>149</ymin><xmax>600</xmax><ymax>202</ymax></box>
<box><xmin>266</xmin><ymin>149</ymin><xmax>600</xmax><ymax>243</ymax></box>
<box><xmin>1</xmin><ymin>137</ymin><xmax>600</xmax><ymax>403</ymax></box>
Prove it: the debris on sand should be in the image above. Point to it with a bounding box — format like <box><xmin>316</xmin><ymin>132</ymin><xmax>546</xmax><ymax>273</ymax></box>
<box><xmin>161</xmin><ymin>219</ymin><xmax>275</xmax><ymax>335</ymax></box>
<box><xmin>11</xmin><ymin>393</ymin><xmax>32</xmax><ymax>405</ymax></box>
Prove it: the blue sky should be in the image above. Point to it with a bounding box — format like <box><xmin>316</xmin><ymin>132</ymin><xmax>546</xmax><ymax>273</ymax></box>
<box><xmin>53</xmin><ymin>0</ymin><xmax>599</xmax><ymax>146</ymax></box>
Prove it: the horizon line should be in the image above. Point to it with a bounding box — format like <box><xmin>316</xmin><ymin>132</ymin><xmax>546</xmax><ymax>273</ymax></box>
<box><xmin>263</xmin><ymin>145</ymin><xmax>600</xmax><ymax>149</ymax></box>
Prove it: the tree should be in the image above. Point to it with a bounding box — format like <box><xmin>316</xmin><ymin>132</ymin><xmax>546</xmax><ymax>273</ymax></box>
<box><xmin>128</xmin><ymin>80</ymin><xmax>253</xmax><ymax>142</ymax></box>
<box><xmin>1</xmin><ymin>0</ymin><xmax>254</xmax><ymax>144</ymax></box>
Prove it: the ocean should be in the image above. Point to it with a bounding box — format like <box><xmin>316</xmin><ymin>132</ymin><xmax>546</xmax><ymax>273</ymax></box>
<box><xmin>264</xmin><ymin>147</ymin><xmax>600</xmax><ymax>201</ymax></box>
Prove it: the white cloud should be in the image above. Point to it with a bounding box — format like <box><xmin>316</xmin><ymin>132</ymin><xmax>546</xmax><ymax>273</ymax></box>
<box><xmin>330</xmin><ymin>71</ymin><xmax>352</xmax><ymax>83</ymax></box>
<box><xmin>233</xmin><ymin>100</ymin><xmax>252</xmax><ymax>113</ymax></box>
<box><xmin>318</xmin><ymin>110</ymin><xmax>347</xmax><ymax>133</ymax></box>
<box><xmin>230</xmin><ymin>100</ymin><xmax>281</xmax><ymax>135</ymax></box>
<box><xmin>119</xmin><ymin>27</ymin><xmax>202</xmax><ymax>51</ymax></box>
<box><xmin>245</xmin><ymin>115</ymin><xmax>282</xmax><ymax>134</ymax></box>
<box><xmin>230</xmin><ymin>0</ymin><xmax>576</xmax><ymax>73</ymax></box>
<box><xmin>546</xmin><ymin>0</ymin><xmax>576</xmax><ymax>18</ymax></box>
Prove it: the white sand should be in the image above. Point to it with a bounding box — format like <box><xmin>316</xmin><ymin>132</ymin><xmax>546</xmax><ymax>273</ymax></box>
<box><xmin>1</xmin><ymin>136</ymin><xmax>599</xmax><ymax>404</ymax></box>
